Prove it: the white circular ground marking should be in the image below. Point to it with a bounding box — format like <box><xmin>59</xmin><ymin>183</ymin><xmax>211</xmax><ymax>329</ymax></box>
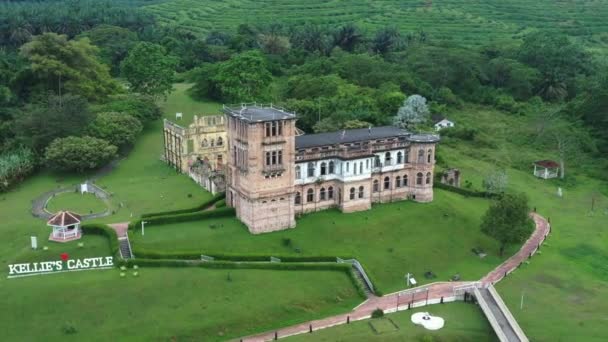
<box><xmin>411</xmin><ymin>312</ymin><xmax>445</xmax><ymax>330</ymax></box>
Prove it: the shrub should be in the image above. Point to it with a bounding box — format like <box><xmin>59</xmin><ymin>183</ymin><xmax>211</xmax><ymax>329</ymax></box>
<box><xmin>0</xmin><ymin>147</ymin><xmax>35</xmax><ymax>192</ymax></box>
<box><xmin>44</xmin><ymin>136</ymin><xmax>117</xmax><ymax>172</ymax></box>
<box><xmin>87</xmin><ymin>112</ymin><xmax>143</xmax><ymax>149</ymax></box>
<box><xmin>434</xmin><ymin>181</ymin><xmax>498</xmax><ymax>199</ymax></box>
<box><xmin>141</xmin><ymin>192</ymin><xmax>225</xmax><ymax>218</ymax></box>
<box><xmin>130</xmin><ymin>207</ymin><xmax>235</xmax><ymax>231</ymax></box>
<box><xmin>371</xmin><ymin>308</ymin><xmax>384</xmax><ymax>318</ymax></box>
<box><xmin>97</xmin><ymin>94</ymin><xmax>162</xmax><ymax>123</ymax></box>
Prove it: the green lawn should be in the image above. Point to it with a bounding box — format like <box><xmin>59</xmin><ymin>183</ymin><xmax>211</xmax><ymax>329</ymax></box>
<box><xmin>131</xmin><ymin>189</ymin><xmax>516</xmax><ymax>294</ymax></box>
<box><xmin>1</xmin><ymin>267</ymin><xmax>362</xmax><ymax>341</ymax></box>
<box><xmin>46</xmin><ymin>191</ymin><xmax>108</xmax><ymax>216</ymax></box>
<box><xmin>286</xmin><ymin>302</ymin><xmax>497</xmax><ymax>341</ymax></box>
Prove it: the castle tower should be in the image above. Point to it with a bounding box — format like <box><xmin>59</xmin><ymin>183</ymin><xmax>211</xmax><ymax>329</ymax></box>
<box><xmin>224</xmin><ymin>104</ymin><xmax>297</xmax><ymax>234</ymax></box>
<box><xmin>408</xmin><ymin>134</ymin><xmax>437</xmax><ymax>202</ymax></box>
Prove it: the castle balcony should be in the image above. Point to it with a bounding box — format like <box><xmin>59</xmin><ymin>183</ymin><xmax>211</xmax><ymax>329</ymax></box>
<box><xmin>296</xmin><ymin>147</ymin><xmax>372</xmax><ymax>162</ymax></box>
<box><xmin>371</xmin><ymin>140</ymin><xmax>409</xmax><ymax>152</ymax></box>
<box><xmin>262</xmin><ymin>136</ymin><xmax>286</xmax><ymax>145</ymax></box>
<box><xmin>262</xmin><ymin>164</ymin><xmax>286</xmax><ymax>175</ymax></box>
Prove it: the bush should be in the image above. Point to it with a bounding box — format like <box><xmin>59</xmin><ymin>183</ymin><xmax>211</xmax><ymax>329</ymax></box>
<box><xmin>141</xmin><ymin>192</ymin><xmax>225</xmax><ymax>218</ymax></box>
<box><xmin>371</xmin><ymin>308</ymin><xmax>384</xmax><ymax>318</ymax></box>
<box><xmin>87</xmin><ymin>112</ymin><xmax>143</xmax><ymax>149</ymax></box>
<box><xmin>97</xmin><ymin>94</ymin><xmax>162</xmax><ymax>123</ymax></box>
<box><xmin>130</xmin><ymin>207</ymin><xmax>235</xmax><ymax>231</ymax></box>
<box><xmin>434</xmin><ymin>181</ymin><xmax>498</xmax><ymax>199</ymax></box>
<box><xmin>0</xmin><ymin>147</ymin><xmax>35</xmax><ymax>192</ymax></box>
<box><xmin>80</xmin><ymin>223</ymin><xmax>120</xmax><ymax>259</ymax></box>
<box><xmin>44</xmin><ymin>136</ymin><xmax>117</xmax><ymax>173</ymax></box>
<box><xmin>440</xmin><ymin>127</ymin><xmax>477</xmax><ymax>141</ymax></box>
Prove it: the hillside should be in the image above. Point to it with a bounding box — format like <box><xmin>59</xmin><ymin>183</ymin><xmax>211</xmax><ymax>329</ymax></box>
<box><xmin>146</xmin><ymin>0</ymin><xmax>608</xmax><ymax>49</ymax></box>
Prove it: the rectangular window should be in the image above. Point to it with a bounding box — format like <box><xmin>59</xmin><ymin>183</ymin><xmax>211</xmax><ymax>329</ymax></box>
<box><xmin>278</xmin><ymin>150</ymin><xmax>282</xmax><ymax>165</ymax></box>
<box><xmin>266</xmin><ymin>152</ymin><xmax>271</xmax><ymax>166</ymax></box>
<box><xmin>278</xmin><ymin>121</ymin><xmax>283</xmax><ymax>135</ymax></box>
<box><xmin>265</xmin><ymin>123</ymin><xmax>270</xmax><ymax>137</ymax></box>
<box><xmin>271</xmin><ymin>121</ymin><xmax>277</xmax><ymax>136</ymax></box>
<box><xmin>272</xmin><ymin>151</ymin><xmax>277</xmax><ymax>165</ymax></box>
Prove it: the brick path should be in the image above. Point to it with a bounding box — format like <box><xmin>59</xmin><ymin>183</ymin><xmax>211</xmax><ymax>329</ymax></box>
<box><xmin>239</xmin><ymin>213</ymin><xmax>550</xmax><ymax>342</ymax></box>
<box><xmin>108</xmin><ymin>222</ymin><xmax>129</xmax><ymax>238</ymax></box>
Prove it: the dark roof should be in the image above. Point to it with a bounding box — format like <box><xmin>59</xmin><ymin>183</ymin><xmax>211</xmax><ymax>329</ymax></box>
<box><xmin>534</xmin><ymin>160</ymin><xmax>559</xmax><ymax>168</ymax></box>
<box><xmin>296</xmin><ymin>126</ymin><xmax>412</xmax><ymax>149</ymax></box>
<box><xmin>222</xmin><ymin>104</ymin><xmax>296</xmax><ymax>123</ymax></box>
<box><xmin>47</xmin><ymin>211</ymin><xmax>81</xmax><ymax>227</ymax></box>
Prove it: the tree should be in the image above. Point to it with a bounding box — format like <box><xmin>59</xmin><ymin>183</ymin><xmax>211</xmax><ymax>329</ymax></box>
<box><xmin>371</xmin><ymin>27</ymin><xmax>402</xmax><ymax>54</ymax></box>
<box><xmin>332</xmin><ymin>24</ymin><xmax>364</xmax><ymax>52</ymax></box>
<box><xmin>257</xmin><ymin>33</ymin><xmax>291</xmax><ymax>55</ymax></box>
<box><xmin>393</xmin><ymin>95</ymin><xmax>430</xmax><ymax>129</ymax></box>
<box><xmin>19</xmin><ymin>33</ymin><xmax>118</xmax><ymax>101</ymax></box>
<box><xmin>44</xmin><ymin>136</ymin><xmax>117</xmax><ymax>173</ymax></box>
<box><xmin>87</xmin><ymin>112</ymin><xmax>142</xmax><ymax>149</ymax></box>
<box><xmin>0</xmin><ymin>146</ymin><xmax>35</xmax><ymax>192</ymax></box>
<box><xmin>15</xmin><ymin>94</ymin><xmax>92</xmax><ymax>152</ymax></box>
<box><xmin>518</xmin><ymin>32</ymin><xmax>591</xmax><ymax>101</ymax></box>
<box><xmin>78</xmin><ymin>25</ymin><xmax>138</xmax><ymax>75</ymax></box>
<box><xmin>212</xmin><ymin>50</ymin><xmax>272</xmax><ymax>102</ymax></box>
<box><xmin>480</xmin><ymin>193</ymin><xmax>534</xmax><ymax>256</ymax></box>
<box><xmin>483</xmin><ymin>169</ymin><xmax>508</xmax><ymax>194</ymax></box>
<box><xmin>120</xmin><ymin>42</ymin><xmax>177</xmax><ymax>99</ymax></box>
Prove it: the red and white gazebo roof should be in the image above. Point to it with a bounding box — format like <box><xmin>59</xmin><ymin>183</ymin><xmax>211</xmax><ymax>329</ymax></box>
<box><xmin>533</xmin><ymin>160</ymin><xmax>559</xmax><ymax>168</ymax></box>
<box><xmin>47</xmin><ymin>211</ymin><xmax>81</xmax><ymax>227</ymax></box>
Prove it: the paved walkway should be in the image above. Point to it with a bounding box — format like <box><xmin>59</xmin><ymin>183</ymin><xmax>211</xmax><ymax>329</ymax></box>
<box><xmin>239</xmin><ymin>213</ymin><xmax>550</xmax><ymax>341</ymax></box>
<box><xmin>108</xmin><ymin>222</ymin><xmax>129</xmax><ymax>238</ymax></box>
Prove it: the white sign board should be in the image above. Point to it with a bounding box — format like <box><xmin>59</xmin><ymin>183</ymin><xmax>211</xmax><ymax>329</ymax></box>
<box><xmin>80</xmin><ymin>183</ymin><xmax>89</xmax><ymax>194</ymax></box>
<box><xmin>30</xmin><ymin>236</ymin><xmax>37</xmax><ymax>250</ymax></box>
<box><xmin>176</xmin><ymin>112</ymin><xmax>183</xmax><ymax>120</ymax></box>
<box><xmin>7</xmin><ymin>256</ymin><xmax>114</xmax><ymax>279</ymax></box>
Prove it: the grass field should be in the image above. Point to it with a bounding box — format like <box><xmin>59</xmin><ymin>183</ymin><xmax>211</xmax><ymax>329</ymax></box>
<box><xmin>130</xmin><ymin>189</ymin><xmax>515</xmax><ymax>294</ymax></box>
<box><xmin>286</xmin><ymin>302</ymin><xmax>496</xmax><ymax>341</ymax></box>
<box><xmin>145</xmin><ymin>0</ymin><xmax>608</xmax><ymax>49</ymax></box>
<box><xmin>45</xmin><ymin>191</ymin><xmax>108</xmax><ymax>215</ymax></box>
<box><xmin>2</xmin><ymin>267</ymin><xmax>361</xmax><ymax>341</ymax></box>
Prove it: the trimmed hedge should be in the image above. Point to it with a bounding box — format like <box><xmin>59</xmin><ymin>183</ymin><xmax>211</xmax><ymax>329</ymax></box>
<box><xmin>80</xmin><ymin>223</ymin><xmax>120</xmax><ymax>260</ymax></box>
<box><xmin>129</xmin><ymin>248</ymin><xmax>349</xmax><ymax>263</ymax></box>
<box><xmin>122</xmin><ymin>258</ymin><xmax>367</xmax><ymax>299</ymax></box>
<box><xmin>215</xmin><ymin>199</ymin><xmax>226</xmax><ymax>208</ymax></box>
<box><xmin>434</xmin><ymin>181</ymin><xmax>499</xmax><ymax>199</ymax></box>
<box><xmin>129</xmin><ymin>207</ymin><xmax>235</xmax><ymax>231</ymax></box>
<box><xmin>141</xmin><ymin>192</ymin><xmax>225</xmax><ymax>218</ymax></box>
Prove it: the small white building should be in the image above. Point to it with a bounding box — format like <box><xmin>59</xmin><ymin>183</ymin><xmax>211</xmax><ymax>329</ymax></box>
<box><xmin>432</xmin><ymin>114</ymin><xmax>454</xmax><ymax>131</ymax></box>
<box><xmin>47</xmin><ymin>211</ymin><xmax>82</xmax><ymax>242</ymax></box>
<box><xmin>533</xmin><ymin>160</ymin><xmax>560</xmax><ymax>179</ymax></box>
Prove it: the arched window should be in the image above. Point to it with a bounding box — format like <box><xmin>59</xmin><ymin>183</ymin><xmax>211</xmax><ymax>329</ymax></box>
<box><xmin>320</xmin><ymin>162</ymin><xmax>327</xmax><ymax>175</ymax></box>
<box><xmin>427</xmin><ymin>149</ymin><xmax>433</xmax><ymax>163</ymax></box>
<box><xmin>328</xmin><ymin>186</ymin><xmax>334</xmax><ymax>199</ymax></box>
<box><xmin>373</xmin><ymin>180</ymin><xmax>379</xmax><ymax>193</ymax></box>
<box><xmin>358</xmin><ymin>186</ymin><xmax>364</xmax><ymax>199</ymax></box>
<box><xmin>403</xmin><ymin>175</ymin><xmax>408</xmax><ymax>186</ymax></box>
<box><xmin>307</xmin><ymin>188</ymin><xmax>314</xmax><ymax>202</ymax></box>
<box><xmin>217</xmin><ymin>137</ymin><xmax>223</xmax><ymax>146</ymax></box>
<box><xmin>385</xmin><ymin>152</ymin><xmax>392</xmax><ymax>165</ymax></box>
<box><xmin>329</xmin><ymin>161</ymin><xmax>335</xmax><ymax>174</ymax></box>
<box><xmin>295</xmin><ymin>192</ymin><xmax>301</xmax><ymax>205</ymax></box>
<box><xmin>349</xmin><ymin>187</ymin><xmax>356</xmax><ymax>200</ymax></box>
<box><xmin>366</xmin><ymin>159</ymin><xmax>370</xmax><ymax>169</ymax></box>
<box><xmin>359</xmin><ymin>162</ymin><xmax>363</xmax><ymax>174</ymax></box>
<box><xmin>307</xmin><ymin>162</ymin><xmax>315</xmax><ymax>177</ymax></box>
<box><xmin>374</xmin><ymin>155</ymin><xmax>381</xmax><ymax>167</ymax></box>
<box><xmin>353</xmin><ymin>162</ymin><xmax>357</xmax><ymax>175</ymax></box>
<box><xmin>295</xmin><ymin>165</ymin><xmax>301</xmax><ymax>179</ymax></box>
<box><xmin>210</xmin><ymin>139</ymin><xmax>215</xmax><ymax>147</ymax></box>
<box><xmin>417</xmin><ymin>172</ymin><xmax>423</xmax><ymax>185</ymax></box>
<box><xmin>397</xmin><ymin>151</ymin><xmax>403</xmax><ymax>164</ymax></box>
<box><xmin>320</xmin><ymin>187</ymin><xmax>326</xmax><ymax>201</ymax></box>
<box><xmin>202</xmin><ymin>139</ymin><xmax>208</xmax><ymax>147</ymax></box>
<box><xmin>395</xmin><ymin>176</ymin><xmax>402</xmax><ymax>188</ymax></box>
<box><xmin>426</xmin><ymin>172</ymin><xmax>432</xmax><ymax>184</ymax></box>
<box><xmin>418</xmin><ymin>149</ymin><xmax>425</xmax><ymax>163</ymax></box>
<box><xmin>384</xmin><ymin>176</ymin><xmax>390</xmax><ymax>190</ymax></box>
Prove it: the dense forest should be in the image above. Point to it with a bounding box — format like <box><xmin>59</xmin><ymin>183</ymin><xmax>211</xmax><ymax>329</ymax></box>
<box><xmin>1</xmin><ymin>0</ymin><xmax>607</xmax><ymax>191</ymax></box>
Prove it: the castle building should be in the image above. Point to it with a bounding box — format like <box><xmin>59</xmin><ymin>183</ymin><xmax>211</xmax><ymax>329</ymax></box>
<box><xmin>163</xmin><ymin>115</ymin><xmax>228</xmax><ymax>194</ymax></box>
<box><xmin>224</xmin><ymin>104</ymin><xmax>440</xmax><ymax>234</ymax></box>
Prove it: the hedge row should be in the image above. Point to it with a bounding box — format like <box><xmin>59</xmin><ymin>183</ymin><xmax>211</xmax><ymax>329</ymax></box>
<box><xmin>434</xmin><ymin>182</ymin><xmax>499</xmax><ymax>199</ymax></box>
<box><xmin>130</xmin><ymin>248</ymin><xmax>349</xmax><ymax>263</ymax></box>
<box><xmin>122</xmin><ymin>258</ymin><xmax>367</xmax><ymax>298</ymax></box>
<box><xmin>80</xmin><ymin>223</ymin><xmax>120</xmax><ymax>259</ymax></box>
<box><xmin>129</xmin><ymin>207</ymin><xmax>235</xmax><ymax>230</ymax></box>
<box><xmin>141</xmin><ymin>192</ymin><xmax>225</xmax><ymax>218</ymax></box>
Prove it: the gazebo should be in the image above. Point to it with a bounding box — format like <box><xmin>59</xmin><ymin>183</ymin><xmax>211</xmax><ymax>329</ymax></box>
<box><xmin>533</xmin><ymin>160</ymin><xmax>560</xmax><ymax>179</ymax></box>
<box><xmin>47</xmin><ymin>211</ymin><xmax>82</xmax><ymax>242</ymax></box>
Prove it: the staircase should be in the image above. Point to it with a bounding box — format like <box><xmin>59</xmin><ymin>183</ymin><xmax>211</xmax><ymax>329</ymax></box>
<box><xmin>474</xmin><ymin>286</ymin><xmax>528</xmax><ymax>342</ymax></box>
<box><xmin>352</xmin><ymin>265</ymin><xmax>373</xmax><ymax>297</ymax></box>
<box><xmin>118</xmin><ymin>237</ymin><xmax>133</xmax><ymax>259</ymax></box>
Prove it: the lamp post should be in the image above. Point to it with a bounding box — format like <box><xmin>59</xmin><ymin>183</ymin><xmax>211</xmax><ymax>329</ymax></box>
<box><xmin>141</xmin><ymin>221</ymin><xmax>148</xmax><ymax>236</ymax></box>
<box><xmin>405</xmin><ymin>273</ymin><xmax>412</xmax><ymax>287</ymax></box>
